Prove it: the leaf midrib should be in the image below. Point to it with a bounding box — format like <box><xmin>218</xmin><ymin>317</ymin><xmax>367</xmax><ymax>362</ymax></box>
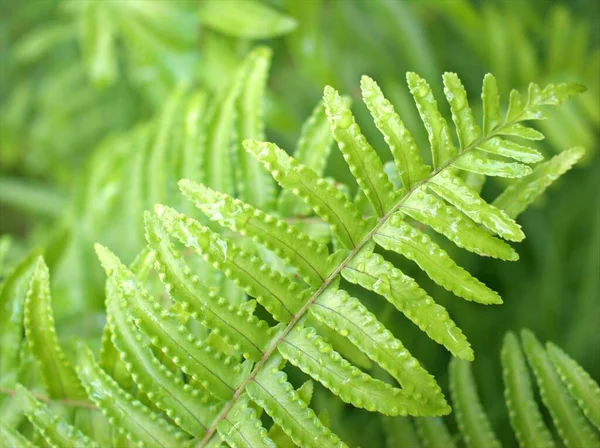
<box><xmin>199</xmin><ymin>116</ymin><xmax>522</xmax><ymax>446</ymax></box>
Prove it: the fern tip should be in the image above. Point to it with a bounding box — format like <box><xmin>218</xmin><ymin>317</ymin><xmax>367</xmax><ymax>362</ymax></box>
<box><xmin>252</xmin><ymin>45</ymin><xmax>273</xmax><ymax>59</ymax></box>
<box><xmin>94</xmin><ymin>244</ymin><xmax>120</xmax><ymax>274</ymax></box>
<box><xmin>242</xmin><ymin>139</ymin><xmax>263</xmax><ymax>152</ymax></box>
<box><xmin>360</xmin><ymin>74</ymin><xmax>374</xmax><ymax>85</ymax></box>
<box><xmin>154</xmin><ymin>203</ymin><xmax>168</xmax><ymax>217</ymax></box>
<box><xmin>568</xmin><ymin>146</ymin><xmax>586</xmax><ymax>158</ymax></box>
<box><xmin>442</xmin><ymin>71</ymin><xmax>459</xmax><ymax>79</ymax></box>
<box><xmin>458</xmin><ymin>348</ymin><xmax>475</xmax><ymax>362</ymax></box>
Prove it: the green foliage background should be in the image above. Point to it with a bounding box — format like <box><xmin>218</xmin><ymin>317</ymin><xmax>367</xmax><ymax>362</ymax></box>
<box><xmin>0</xmin><ymin>0</ymin><xmax>598</xmax><ymax>446</ymax></box>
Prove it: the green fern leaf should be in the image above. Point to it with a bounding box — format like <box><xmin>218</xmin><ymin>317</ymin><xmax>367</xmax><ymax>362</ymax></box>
<box><xmin>521</xmin><ymin>329</ymin><xmax>600</xmax><ymax>448</ymax></box>
<box><xmin>279</xmin><ymin>325</ymin><xmax>448</xmax><ymax>416</ymax></box>
<box><xmin>178</xmin><ymin>180</ymin><xmax>332</xmax><ymax>287</ymax></box>
<box><xmin>501</xmin><ymin>332</ymin><xmax>556</xmax><ymax>448</ymax></box>
<box><xmin>481</xmin><ymin>73</ymin><xmax>502</xmax><ymax>134</ymax></box>
<box><xmin>235</xmin><ymin>46</ymin><xmax>276</xmax><ymax>209</ymax></box>
<box><xmin>310</xmin><ymin>279</ymin><xmax>447</xmax><ymax>403</ymax></box>
<box><xmin>76</xmin><ymin>344</ymin><xmax>189</xmax><ymax>447</ymax></box>
<box><xmin>99</xmin><ymin>323</ymin><xmax>133</xmax><ymax>392</ymax></box>
<box><xmin>499</xmin><ymin>123</ymin><xmax>545</xmax><ymax>141</ymax></box>
<box><xmin>374</xmin><ymin>216</ymin><xmax>501</xmax><ymax>304</ymax></box>
<box><xmin>443</xmin><ymin>72</ymin><xmax>481</xmax><ymax>148</ymax></box>
<box><xmin>407</xmin><ymin>72</ymin><xmax>457</xmax><ymax>167</ymax></box>
<box><xmin>198</xmin><ymin>0</ymin><xmax>297</xmax><ymax>40</ymax></box>
<box><xmin>16</xmin><ymin>384</ymin><xmax>98</xmax><ymax>448</ymax></box>
<box><xmin>308</xmin><ymin>318</ymin><xmax>374</xmax><ymax>371</ymax></box>
<box><xmin>324</xmin><ymin>85</ymin><xmax>397</xmax><ymax>216</ymax></box>
<box><xmin>105</xmin><ymin>264</ymin><xmax>218</xmax><ymax>439</ymax></box>
<box><xmin>144</xmin><ymin>212</ymin><xmax>273</xmax><ymax>361</ymax></box>
<box><xmin>493</xmin><ymin>147</ymin><xmax>585</xmax><ymax>219</ymax></box>
<box><xmin>246</xmin><ymin>355</ymin><xmax>345</xmax><ymax>448</ymax></box>
<box><xmin>153</xmin><ymin>204</ymin><xmax>306</xmax><ymax>322</ymax></box>
<box><xmin>98</xmin><ymin>325</ymin><xmax>131</xmax><ymax>447</ymax></box>
<box><xmin>24</xmin><ymin>258</ymin><xmax>87</xmax><ymax>400</ymax></box>
<box><xmin>452</xmin><ymin>151</ymin><xmax>532</xmax><ymax>178</ymax></box>
<box><xmin>547</xmin><ymin>342</ymin><xmax>600</xmax><ymax>430</ymax></box>
<box><xmin>402</xmin><ymin>186</ymin><xmax>518</xmax><ymax>260</ymax></box>
<box><xmin>477</xmin><ymin>137</ymin><xmax>544</xmax><ymax>164</ymax></box>
<box><xmin>428</xmin><ymin>171</ymin><xmax>524</xmax><ymax>242</ymax></box>
<box><xmin>215</xmin><ymin>394</ymin><xmax>275</xmax><ymax>448</ymax></box>
<box><xmin>267</xmin><ymin>380</ymin><xmax>317</xmax><ymax>446</ymax></box>
<box><xmin>342</xmin><ymin>249</ymin><xmax>472</xmax><ymax>360</ymax></box>
<box><xmin>449</xmin><ymin>358</ymin><xmax>501</xmax><ymax>448</ymax></box>
<box><xmin>360</xmin><ymin>76</ymin><xmax>430</xmax><ymax>190</ymax></box>
<box><xmin>244</xmin><ymin>140</ymin><xmax>368</xmax><ymax>249</ymax></box>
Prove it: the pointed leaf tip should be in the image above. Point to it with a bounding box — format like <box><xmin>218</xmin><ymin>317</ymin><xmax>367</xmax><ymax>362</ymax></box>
<box><xmin>94</xmin><ymin>244</ymin><xmax>120</xmax><ymax>274</ymax></box>
<box><xmin>154</xmin><ymin>203</ymin><xmax>168</xmax><ymax>217</ymax></box>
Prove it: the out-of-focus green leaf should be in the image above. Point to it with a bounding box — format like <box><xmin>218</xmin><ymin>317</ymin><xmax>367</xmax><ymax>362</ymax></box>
<box><xmin>198</xmin><ymin>0</ymin><xmax>297</xmax><ymax>39</ymax></box>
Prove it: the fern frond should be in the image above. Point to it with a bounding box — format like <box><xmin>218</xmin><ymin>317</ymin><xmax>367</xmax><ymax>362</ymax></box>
<box><xmin>213</xmin><ymin>392</ymin><xmax>273</xmax><ymax>447</ymax></box>
<box><xmin>153</xmin><ymin>205</ymin><xmax>307</xmax><ymax>322</ymax></box>
<box><xmin>501</xmin><ymin>332</ymin><xmax>556</xmax><ymax>448</ymax></box>
<box><xmin>361</xmin><ymin>76</ymin><xmax>430</xmax><ymax>190</ymax></box>
<box><xmin>427</xmin><ymin>171</ymin><xmax>524</xmax><ymax>241</ymax></box>
<box><xmin>311</xmin><ymin>280</ymin><xmax>446</xmax><ymax>403</ymax></box>
<box><xmin>324</xmin><ymin>85</ymin><xmax>398</xmax><ymax>216</ymax></box>
<box><xmin>95</xmin><ymin>71</ymin><xmax>583</xmax><ymax>446</ymax></box>
<box><xmin>266</xmin><ymin>380</ymin><xmax>319</xmax><ymax>446</ymax></box>
<box><xmin>449</xmin><ymin>358</ymin><xmax>501</xmax><ymax>448</ymax></box>
<box><xmin>245</xmin><ymin>140</ymin><xmax>369</xmax><ymax>249</ymax></box>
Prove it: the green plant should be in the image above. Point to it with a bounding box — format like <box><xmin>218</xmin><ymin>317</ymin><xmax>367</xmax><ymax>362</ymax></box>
<box><xmin>381</xmin><ymin>330</ymin><xmax>600</xmax><ymax>448</ymax></box>
<box><xmin>0</xmin><ymin>67</ymin><xmax>591</xmax><ymax>447</ymax></box>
